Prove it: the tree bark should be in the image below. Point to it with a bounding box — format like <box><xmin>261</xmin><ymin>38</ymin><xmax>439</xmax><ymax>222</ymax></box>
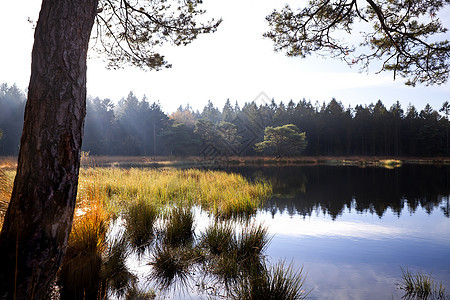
<box><xmin>0</xmin><ymin>0</ymin><xmax>98</xmax><ymax>298</ymax></box>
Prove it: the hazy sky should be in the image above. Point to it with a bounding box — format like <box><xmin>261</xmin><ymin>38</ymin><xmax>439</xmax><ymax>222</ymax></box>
<box><xmin>1</xmin><ymin>0</ymin><xmax>449</xmax><ymax>113</ymax></box>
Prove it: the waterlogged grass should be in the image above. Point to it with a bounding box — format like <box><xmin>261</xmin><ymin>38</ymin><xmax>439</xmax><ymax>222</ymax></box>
<box><xmin>124</xmin><ymin>198</ymin><xmax>158</xmax><ymax>254</ymax></box>
<box><xmin>59</xmin><ymin>199</ymin><xmax>139</xmax><ymax>299</ymax></box>
<box><xmin>230</xmin><ymin>261</ymin><xmax>309</xmax><ymax>300</ymax></box>
<box><xmin>77</xmin><ymin>168</ymin><xmax>272</xmax><ymax>218</ymax></box>
<box><xmin>56</xmin><ymin>167</ymin><xmax>273</xmax><ymax>298</ymax></box>
<box><xmin>162</xmin><ymin>206</ymin><xmax>195</xmax><ymax>247</ymax></box>
<box><xmin>59</xmin><ymin>199</ymin><xmax>110</xmax><ymax>299</ymax></box>
<box><xmin>399</xmin><ymin>268</ymin><xmax>448</xmax><ymax>300</ymax></box>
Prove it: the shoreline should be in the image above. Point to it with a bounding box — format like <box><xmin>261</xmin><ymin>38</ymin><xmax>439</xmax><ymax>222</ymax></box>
<box><xmin>2</xmin><ymin>155</ymin><xmax>450</xmax><ymax>170</ymax></box>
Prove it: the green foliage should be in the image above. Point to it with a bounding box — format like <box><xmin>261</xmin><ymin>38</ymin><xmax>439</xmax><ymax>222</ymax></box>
<box><xmin>94</xmin><ymin>0</ymin><xmax>221</xmax><ymax>69</ymax></box>
<box><xmin>2</xmin><ymin>83</ymin><xmax>449</xmax><ymax>157</ymax></box>
<box><xmin>162</xmin><ymin>123</ymin><xmax>202</xmax><ymax>156</ymax></box>
<box><xmin>265</xmin><ymin>0</ymin><xmax>450</xmax><ymax>86</ymax></box>
<box><xmin>0</xmin><ymin>83</ymin><xmax>26</xmax><ymax>155</ymax></box>
<box><xmin>255</xmin><ymin>124</ymin><xmax>308</xmax><ymax>157</ymax></box>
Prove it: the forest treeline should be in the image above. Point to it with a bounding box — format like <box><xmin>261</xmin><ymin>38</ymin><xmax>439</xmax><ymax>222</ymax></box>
<box><xmin>1</xmin><ymin>82</ymin><xmax>449</xmax><ymax>157</ymax></box>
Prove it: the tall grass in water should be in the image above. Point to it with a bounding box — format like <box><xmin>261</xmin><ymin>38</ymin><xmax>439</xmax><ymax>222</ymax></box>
<box><xmin>149</xmin><ymin>206</ymin><xmax>201</xmax><ymax>291</ymax></box>
<box><xmin>59</xmin><ymin>196</ymin><xmax>136</xmax><ymax>299</ymax></box>
<box><xmin>230</xmin><ymin>261</ymin><xmax>309</xmax><ymax>300</ymax></box>
<box><xmin>200</xmin><ymin>221</ymin><xmax>271</xmax><ymax>288</ymax></box>
<box><xmin>149</xmin><ymin>244</ymin><xmax>194</xmax><ymax>291</ymax></box>
<box><xmin>59</xmin><ymin>199</ymin><xmax>110</xmax><ymax>299</ymax></box>
<box><xmin>399</xmin><ymin>268</ymin><xmax>447</xmax><ymax>299</ymax></box>
<box><xmin>124</xmin><ymin>198</ymin><xmax>158</xmax><ymax>254</ymax></box>
<box><xmin>201</xmin><ymin>220</ymin><xmax>235</xmax><ymax>256</ymax></box>
<box><xmin>162</xmin><ymin>206</ymin><xmax>195</xmax><ymax>247</ymax></box>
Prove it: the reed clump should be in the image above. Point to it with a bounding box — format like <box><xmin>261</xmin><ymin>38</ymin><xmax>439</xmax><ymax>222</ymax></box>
<box><xmin>124</xmin><ymin>198</ymin><xmax>159</xmax><ymax>254</ymax></box>
<box><xmin>59</xmin><ymin>197</ymin><xmax>136</xmax><ymax>299</ymax></box>
<box><xmin>200</xmin><ymin>221</ymin><xmax>270</xmax><ymax>285</ymax></box>
<box><xmin>59</xmin><ymin>199</ymin><xmax>110</xmax><ymax>299</ymax></box>
<box><xmin>149</xmin><ymin>243</ymin><xmax>194</xmax><ymax>291</ymax></box>
<box><xmin>399</xmin><ymin>267</ymin><xmax>447</xmax><ymax>300</ymax></box>
<box><xmin>230</xmin><ymin>261</ymin><xmax>309</xmax><ymax>300</ymax></box>
<box><xmin>162</xmin><ymin>206</ymin><xmax>195</xmax><ymax>248</ymax></box>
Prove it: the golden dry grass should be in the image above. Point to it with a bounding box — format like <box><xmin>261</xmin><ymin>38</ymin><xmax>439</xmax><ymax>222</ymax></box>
<box><xmin>77</xmin><ymin>167</ymin><xmax>271</xmax><ymax>218</ymax></box>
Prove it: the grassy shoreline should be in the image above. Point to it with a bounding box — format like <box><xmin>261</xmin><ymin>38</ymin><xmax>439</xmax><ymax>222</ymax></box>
<box><xmin>77</xmin><ymin>155</ymin><xmax>450</xmax><ymax>169</ymax></box>
<box><xmin>2</xmin><ymin>155</ymin><xmax>450</xmax><ymax>171</ymax></box>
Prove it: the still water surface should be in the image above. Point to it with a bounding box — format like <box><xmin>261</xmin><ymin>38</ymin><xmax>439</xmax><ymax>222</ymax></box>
<box><xmin>236</xmin><ymin>165</ymin><xmax>450</xmax><ymax>299</ymax></box>
<box><xmin>124</xmin><ymin>164</ymin><xmax>449</xmax><ymax>299</ymax></box>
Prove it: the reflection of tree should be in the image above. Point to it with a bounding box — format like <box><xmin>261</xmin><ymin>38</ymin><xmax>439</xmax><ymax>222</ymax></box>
<box><xmin>231</xmin><ymin>165</ymin><xmax>450</xmax><ymax>219</ymax></box>
<box><xmin>440</xmin><ymin>195</ymin><xmax>450</xmax><ymax>218</ymax></box>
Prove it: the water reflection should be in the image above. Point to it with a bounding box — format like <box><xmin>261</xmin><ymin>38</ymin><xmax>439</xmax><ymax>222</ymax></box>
<box><xmin>219</xmin><ymin>165</ymin><xmax>450</xmax><ymax>299</ymax></box>
<box><xmin>229</xmin><ymin>165</ymin><xmax>450</xmax><ymax>219</ymax></box>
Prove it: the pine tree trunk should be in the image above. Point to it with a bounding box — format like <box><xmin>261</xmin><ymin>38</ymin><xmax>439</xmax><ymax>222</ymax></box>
<box><xmin>0</xmin><ymin>0</ymin><xmax>98</xmax><ymax>298</ymax></box>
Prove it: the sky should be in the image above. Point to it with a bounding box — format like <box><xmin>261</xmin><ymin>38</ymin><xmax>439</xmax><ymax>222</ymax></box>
<box><xmin>0</xmin><ymin>0</ymin><xmax>449</xmax><ymax>114</ymax></box>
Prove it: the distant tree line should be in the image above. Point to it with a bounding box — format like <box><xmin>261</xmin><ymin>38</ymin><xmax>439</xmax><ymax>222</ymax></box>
<box><xmin>1</xmin><ymin>83</ymin><xmax>449</xmax><ymax>157</ymax></box>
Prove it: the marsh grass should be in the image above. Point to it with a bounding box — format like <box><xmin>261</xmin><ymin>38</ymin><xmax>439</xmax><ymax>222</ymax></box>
<box><xmin>399</xmin><ymin>268</ymin><xmax>447</xmax><ymax>299</ymax></box>
<box><xmin>162</xmin><ymin>206</ymin><xmax>195</xmax><ymax>247</ymax></box>
<box><xmin>124</xmin><ymin>198</ymin><xmax>159</xmax><ymax>254</ymax></box>
<box><xmin>125</xmin><ymin>286</ymin><xmax>156</xmax><ymax>300</ymax></box>
<box><xmin>0</xmin><ymin>169</ymin><xmax>12</xmax><ymax>228</ymax></box>
<box><xmin>199</xmin><ymin>220</ymin><xmax>270</xmax><ymax>289</ymax></box>
<box><xmin>59</xmin><ymin>199</ymin><xmax>110</xmax><ymax>299</ymax></box>
<box><xmin>77</xmin><ymin>168</ymin><xmax>271</xmax><ymax>218</ymax></box>
<box><xmin>230</xmin><ymin>261</ymin><xmax>309</xmax><ymax>300</ymax></box>
<box><xmin>237</xmin><ymin>223</ymin><xmax>270</xmax><ymax>260</ymax></box>
<box><xmin>59</xmin><ymin>199</ymin><xmax>135</xmax><ymax>299</ymax></box>
<box><xmin>148</xmin><ymin>244</ymin><xmax>193</xmax><ymax>291</ymax></box>
<box><xmin>201</xmin><ymin>220</ymin><xmax>235</xmax><ymax>255</ymax></box>
<box><xmin>102</xmin><ymin>235</ymin><xmax>137</xmax><ymax>298</ymax></box>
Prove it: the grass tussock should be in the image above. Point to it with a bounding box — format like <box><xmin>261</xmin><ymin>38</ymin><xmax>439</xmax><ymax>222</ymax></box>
<box><xmin>59</xmin><ymin>199</ymin><xmax>136</xmax><ymax>299</ymax></box>
<box><xmin>200</xmin><ymin>221</ymin><xmax>270</xmax><ymax>284</ymax></box>
<box><xmin>230</xmin><ymin>261</ymin><xmax>310</xmax><ymax>300</ymax></box>
<box><xmin>148</xmin><ymin>244</ymin><xmax>193</xmax><ymax>291</ymax></box>
<box><xmin>124</xmin><ymin>198</ymin><xmax>159</xmax><ymax>254</ymax></box>
<box><xmin>201</xmin><ymin>221</ymin><xmax>235</xmax><ymax>256</ymax></box>
<box><xmin>399</xmin><ymin>268</ymin><xmax>447</xmax><ymax>300</ymax></box>
<box><xmin>162</xmin><ymin>206</ymin><xmax>195</xmax><ymax>247</ymax></box>
<box><xmin>59</xmin><ymin>199</ymin><xmax>110</xmax><ymax>299</ymax></box>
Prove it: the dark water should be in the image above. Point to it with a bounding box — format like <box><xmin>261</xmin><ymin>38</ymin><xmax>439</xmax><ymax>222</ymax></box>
<box><xmin>227</xmin><ymin>164</ymin><xmax>450</xmax><ymax>299</ymax></box>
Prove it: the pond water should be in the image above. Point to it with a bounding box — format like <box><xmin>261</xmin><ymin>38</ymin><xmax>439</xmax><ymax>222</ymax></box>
<box><xmin>232</xmin><ymin>164</ymin><xmax>450</xmax><ymax>299</ymax></box>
